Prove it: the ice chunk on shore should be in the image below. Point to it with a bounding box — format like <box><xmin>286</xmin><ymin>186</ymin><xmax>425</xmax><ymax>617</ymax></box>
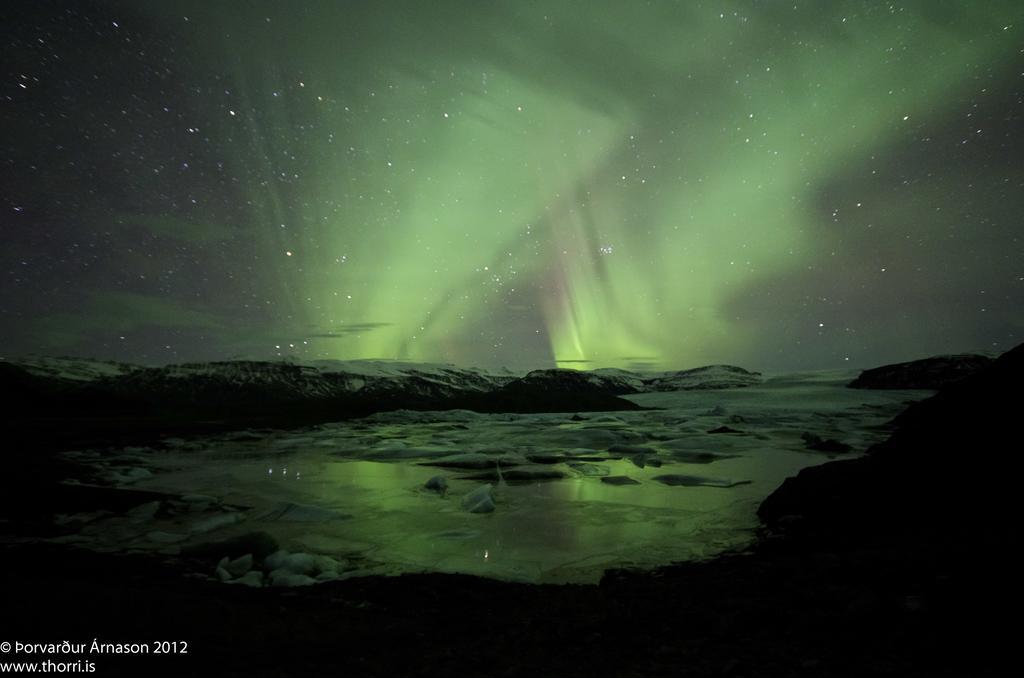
<box><xmin>191</xmin><ymin>512</ymin><xmax>244</xmax><ymax>534</ymax></box>
<box><xmin>254</xmin><ymin>502</ymin><xmax>350</xmax><ymax>522</ymax></box>
<box><xmin>652</xmin><ymin>474</ymin><xmax>752</xmax><ymax>488</ymax></box>
<box><xmin>269</xmin><ymin>570</ymin><xmax>317</xmax><ymax>587</ymax></box>
<box><xmin>424</xmin><ymin>475</ymin><xmax>448</xmax><ymax>494</ymax></box>
<box><xmin>462</xmin><ymin>484</ymin><xmax>496</xmax><ymax>513</ymax></box>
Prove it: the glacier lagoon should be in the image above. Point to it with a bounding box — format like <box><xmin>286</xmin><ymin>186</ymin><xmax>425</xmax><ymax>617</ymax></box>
<box><xmin>50</xmin><ymin>370</ymin><xmax>930</xmax><ymax>584</ymax></box>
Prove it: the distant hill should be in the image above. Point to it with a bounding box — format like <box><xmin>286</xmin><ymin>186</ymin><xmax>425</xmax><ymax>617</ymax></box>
<box><xmin>0</xmin><ymin>356</ymin><xmax>762</xmax><ymax>446</ymax></box>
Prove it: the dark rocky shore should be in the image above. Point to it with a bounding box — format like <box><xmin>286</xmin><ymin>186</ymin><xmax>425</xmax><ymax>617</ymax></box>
<box><xmin>2</xmin><ymin>349</ymin><xmax>1018</xmax><ymax>676</ymax></box>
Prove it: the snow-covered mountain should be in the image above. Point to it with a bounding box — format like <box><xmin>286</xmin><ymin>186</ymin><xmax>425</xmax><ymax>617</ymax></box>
<box><xmin>8</xmin><ymin>356</ymin><xmax>761</xmax><ymax>394</ymax></box>
<box><xmin>503</xmin><ymin>365</ymin><xmax>762</xmax><ymax>395</ymax></box>
<box><xmin>9</xmin><ymin>357</ymin><xmax>515</xmax><ymax>402</ymax></box>
<box><xmin>109</xmin><ymin>360</ymin><xmax>516</xmax><ymax>403</ymax></box>
<box><xmin>1</xmin><ymin>356</ymin><xmax>762</xmax><ymax>425</ymax></box>
<box><xmin>642</xmin><ymin>365</ymin><xmax>763</xmax><ymax>391</ymax></box>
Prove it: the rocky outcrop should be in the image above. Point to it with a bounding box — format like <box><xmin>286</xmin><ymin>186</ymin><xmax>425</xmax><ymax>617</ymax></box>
<box><xmin>760</xmin><ymin>343</ymin><xmax>1022</xmax><ymax>540</ymax></box>
<box><xmin>848</xmin><ymin>353</ymin><xmax>992</xmax><ymax>390</ymax></box>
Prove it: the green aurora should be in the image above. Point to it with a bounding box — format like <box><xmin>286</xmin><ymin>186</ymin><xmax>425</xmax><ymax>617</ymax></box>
<box><xmin>5</xmin><ymin>0</ymin><xmax>1023</xmax><ymax>369</ymax></box>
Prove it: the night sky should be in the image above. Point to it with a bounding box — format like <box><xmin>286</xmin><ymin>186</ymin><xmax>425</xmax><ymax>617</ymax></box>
<box><xmin>3</xmin><ymin>1</ymin><xmax>1022</xmax><ymax>371</ymax></box>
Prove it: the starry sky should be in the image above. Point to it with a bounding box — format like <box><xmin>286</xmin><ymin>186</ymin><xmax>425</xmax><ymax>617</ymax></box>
<box><xmin>3</xmin><ymin>0</ymin><xmax>1023</xmax><ymax>371</ymax></box>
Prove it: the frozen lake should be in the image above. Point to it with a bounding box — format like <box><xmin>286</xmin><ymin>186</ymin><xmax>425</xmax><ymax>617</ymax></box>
<box><xmin>55</xmin><ymin>371</ymin><xmax>929</xmax><ymax>583</ymax></box>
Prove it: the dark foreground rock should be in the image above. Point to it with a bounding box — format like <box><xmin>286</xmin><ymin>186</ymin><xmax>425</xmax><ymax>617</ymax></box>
<box><xmin>847</xmin><ymin>353</ymin><xmax>992</xmax><ymax>389</ymax></box>
<box><xmin>762</xmin><ymin>343</ymin><xmax>1021</xmax><ymax>537</ymax></box>
<box><xmin>1</xmin><ymin>524</ymin><xmax>1007</xmax><ymax>677</ymax></box>
<box><xmin>751</xmin><ymin>342</ymin><xmax>1023</xmax><ymax>675</ymax></box>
